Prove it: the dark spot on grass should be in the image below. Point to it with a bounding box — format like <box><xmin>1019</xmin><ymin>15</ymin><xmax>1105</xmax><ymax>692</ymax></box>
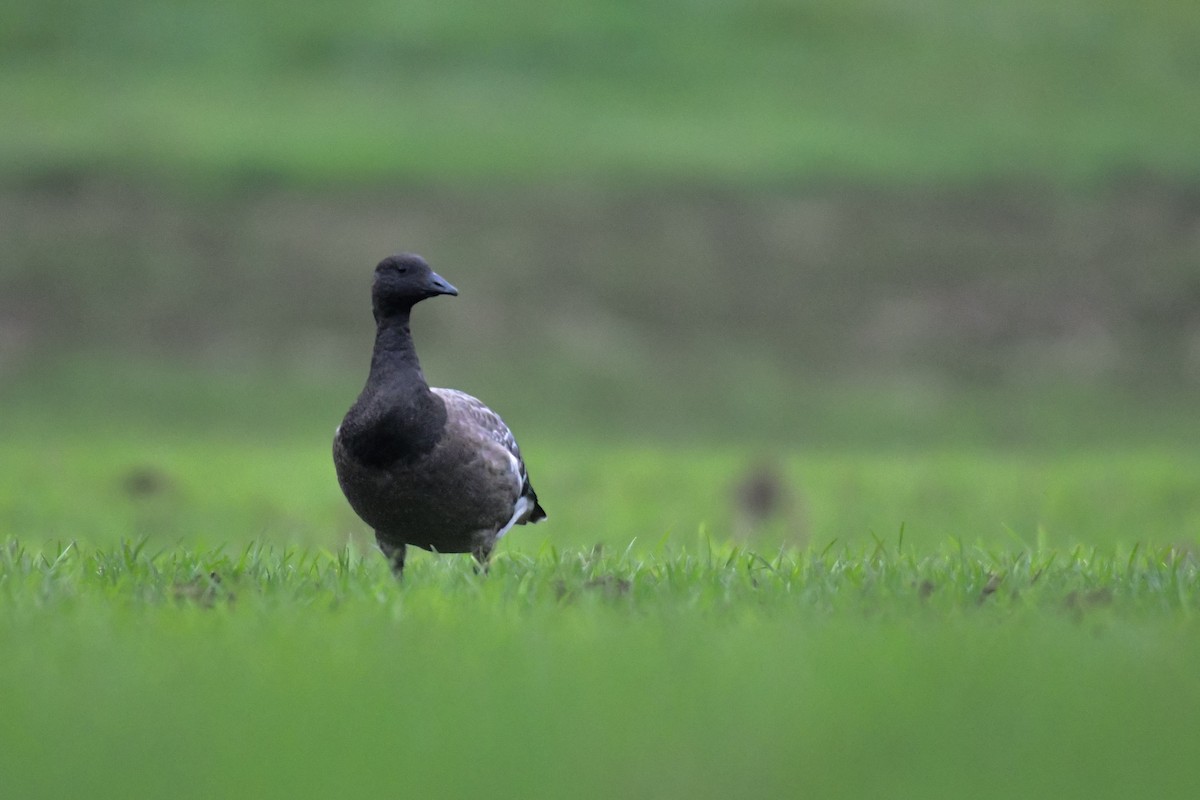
<box><xmin>733</xmin><ymin>461</ymin><xmax>791</xmax><ymax>523</ymax></box>
<box><xmin>1065</xmin><ymin>588</ymin><xmax>1114</xmax><ymax>613</ymax></box>
<box><xmin>583</xmin><ymin>575</ymin><xmax>632</xmax><ymax>597</ymax></box>
<box><xmin>121</xmin><ymin>467</ymin><xmax>174</xmax><ymax>498</ymax></box>
<box><xmin>917</xmin><ymin>580</ymin><xmax>936</xmax><ymax>600</ymax></box>
<box><xmin>977</xmin><ymin>573</ymin><xmax>1001</xmax><ymax>604</ymax></box>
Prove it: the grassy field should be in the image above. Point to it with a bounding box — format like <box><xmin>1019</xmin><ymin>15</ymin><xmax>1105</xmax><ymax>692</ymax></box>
<box><xmin>4</xmin><ymin>357</ymin><xmax>1200</xmax><ymax>553</ymax></box>
<box><xmin>3</xmin><ymin>359</ymin><xmax>1200</xmax><ymax>799</ymax></box>
<box><xmin>3</xmin><ymin>538</ymin><xmax>1200</xmax><ymax>799</ymax></box>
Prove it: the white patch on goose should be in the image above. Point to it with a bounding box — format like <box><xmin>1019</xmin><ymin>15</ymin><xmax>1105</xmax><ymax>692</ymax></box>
<box><xmin>496</xmin><ymin>495</ymin><xmax>534</xmax><ymax>539</ymax></box>
<box><xmin>503</xmin><ymin>449</ymin><xmax>523</xmax><ymax>491</ymax></box>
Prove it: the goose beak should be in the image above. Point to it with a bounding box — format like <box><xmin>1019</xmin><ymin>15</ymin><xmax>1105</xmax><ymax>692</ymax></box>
<box><xmin>427</xmin><ymin>272</ymin><xmax>458</xmax><ymax>297</ymax></box>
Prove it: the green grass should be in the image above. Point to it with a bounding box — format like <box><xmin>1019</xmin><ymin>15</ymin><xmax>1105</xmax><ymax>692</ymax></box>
<box><xmin>4</xmin><ymin>0</ymin><xmax>1199</xmax><ymax>186</ymax></box>
<box><xmin>2</xmin><ymin>357</ymin><xmax>1200</xmax><ymax>562</ymax></box>
<box><xmin>5</xmin><ymin>433</ymin><xmax>1200</xmax><ymax>553</ymax></box>
<box><xmin>3</xmin><ymin>539</ymin><xmax>1200</xmax><ymax>799</ymax></box>
<box><xmin>4</xmin><ymin>360</ymin><xmax>1200</xmax><ymax>798</ymax></box>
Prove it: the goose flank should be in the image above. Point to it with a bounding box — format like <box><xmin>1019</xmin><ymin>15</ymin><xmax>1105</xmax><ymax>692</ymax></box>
<box><xmin>333</xmin><ymin>253</ymin><xmax>546</xmax><ymax>575</ymax></box>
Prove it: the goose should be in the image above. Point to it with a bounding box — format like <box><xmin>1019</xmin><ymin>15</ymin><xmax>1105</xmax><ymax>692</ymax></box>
<box><xmin>333</xmin><ymin>253</ymin><xmax>546</xmax><ymax>575</ymax></box>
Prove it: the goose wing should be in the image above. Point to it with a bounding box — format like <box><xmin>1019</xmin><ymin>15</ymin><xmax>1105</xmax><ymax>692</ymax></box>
<box><xmin>432</xmin><ymin>388</ymin><xmax>547</xmax><ymax>527</ymax></box>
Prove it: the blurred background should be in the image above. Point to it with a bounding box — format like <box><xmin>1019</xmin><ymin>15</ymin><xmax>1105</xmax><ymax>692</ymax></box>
<box><xmin>2</xmin><ymin>0</ymin><xmax>1199</xmax><ymax>549</ymax></box>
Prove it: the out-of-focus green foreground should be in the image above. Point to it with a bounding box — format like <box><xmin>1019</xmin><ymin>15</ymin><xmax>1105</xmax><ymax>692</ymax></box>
<box><xmin>2</xmin><ymin>540</ymin><xmax>1199</xmax><ymax>799</ymax></box>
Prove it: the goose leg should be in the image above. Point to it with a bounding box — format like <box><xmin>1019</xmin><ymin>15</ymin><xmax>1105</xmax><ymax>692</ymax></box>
<box><xmin>376</xmin><ymin>535</ymin><xmax>406</xmax><ymax>578</ymax></box>
<box><xmin>471</xmin><ymin>542</ymin><xmax>493</xmax><ymax>575</ymax></box>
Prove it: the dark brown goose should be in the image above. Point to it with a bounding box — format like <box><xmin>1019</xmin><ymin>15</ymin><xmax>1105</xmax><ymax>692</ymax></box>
<box><xmin>333</xmin><ymin>253</ymin><xmax>546</xmax><ymax>575</ymax></box>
